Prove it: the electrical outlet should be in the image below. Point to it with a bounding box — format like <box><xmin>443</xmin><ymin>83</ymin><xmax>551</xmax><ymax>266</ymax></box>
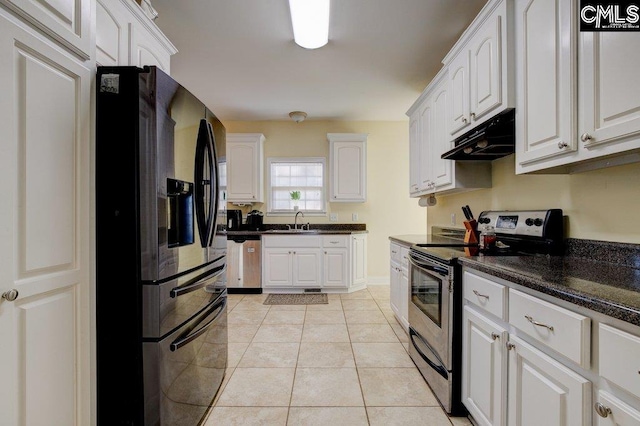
<box><xmin>451</xmin><ymin>213</ymin><xmax>456</xmax><ymax>225</ymax></box>
<box><xmin>330</xmin><ymin>213</ymin><xmax>338</xmax><ymax>222</ymax></box>
<box><xmin>352</xmin><ymin>213</ymin><xmax>358</xmax><ymax>221</ymax></box>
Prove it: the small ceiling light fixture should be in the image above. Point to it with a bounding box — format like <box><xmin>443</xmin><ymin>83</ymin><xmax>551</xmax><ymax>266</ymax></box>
<box><xmin>288</xmin><ymin>0</ymin><xmax>330</xmax><ymax>49</ymax></box>
<box><xmin>289</xmin><ymin>111</ymin><xmax>308</xmax><ymax>123</ymax></box>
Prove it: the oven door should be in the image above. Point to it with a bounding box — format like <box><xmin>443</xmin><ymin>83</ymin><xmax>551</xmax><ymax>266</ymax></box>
<box><xmin>408</xmin><ymin>251</ymin><xmax>453</xmax><ymax>369</ymax></box>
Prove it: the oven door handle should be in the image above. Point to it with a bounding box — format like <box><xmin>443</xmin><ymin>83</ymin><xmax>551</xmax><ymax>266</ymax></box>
<box><xmin>408</xmin><ymin>253</ymin><xmax>449</xmax><ymax>277</ymax></box>
<box><xmin>409</xmin><ymin>327</ymin><xmax>449</xmax><ymax>379</ymax></box>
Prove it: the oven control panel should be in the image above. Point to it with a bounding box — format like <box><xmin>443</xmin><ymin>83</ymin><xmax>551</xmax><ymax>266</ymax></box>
<box><xmin>477</xmin><ymin>210</ymin><xmax>562</xmax><ymax>238</ymax></box>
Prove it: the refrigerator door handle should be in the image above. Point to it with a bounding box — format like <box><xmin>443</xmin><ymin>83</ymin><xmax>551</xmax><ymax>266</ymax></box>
<box><xmin>170</xmin><ymin>296</ymin><xmax>227</xmax><ymax>352</ymax></box>
<box><xmin>170</xmin><ymin>264</ymin><xmax>225</xmax><ymax>298</ymax></box>
<box><xmin>207</xmin><ymin>121</ymin><xmax>220</xmax><ymax>246</ymax></box>
<box><xmin>194</xmin><ymin>119</ymin><xmax>216</xmax><ymax>247</ymax></box>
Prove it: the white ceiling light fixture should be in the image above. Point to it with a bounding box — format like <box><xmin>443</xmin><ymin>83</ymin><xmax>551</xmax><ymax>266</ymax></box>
<box><xmin>289</xmin><ymin>111</ymin><xmax>308</xmax><ymax>123</ymax></box>
<box><xmin>288</xmin><ymin>0</ymin><xmax>330</xmax><ymax>49</ymax></box>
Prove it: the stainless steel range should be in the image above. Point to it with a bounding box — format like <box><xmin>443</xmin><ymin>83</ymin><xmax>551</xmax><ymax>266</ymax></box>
<box><xmin>407</xmin><ymin>209</ymin><xmax>563</xmax><ymax>416</ymax></box>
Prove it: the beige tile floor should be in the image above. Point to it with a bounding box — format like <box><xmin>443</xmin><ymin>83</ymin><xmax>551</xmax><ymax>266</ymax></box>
<box><xmin>203</xmin><ymin>285</ymin><xmax>473</xmax><ymax>426</ymax></box>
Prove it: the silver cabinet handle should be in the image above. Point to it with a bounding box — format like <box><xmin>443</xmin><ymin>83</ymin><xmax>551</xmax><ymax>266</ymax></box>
<box><xmin>462</xmin><ymin>117</ymin><xmax>468</xmax><ymax>123</ymax></box>
<box><xmin>594</xmin><ymin>403</ymin><xmax>612</xmax><ymax>418</ymax></box>
<box><xmin>581</xmin><ymin>133</ymin><xmax>593</xmax><ymax>143</ymax></box>
<box><xmin>506</xmin><ymin>342</ymin><xmax>516</xmax><ymax>351</ymax></box>
<box><xmin>524</xmin><ymin>315</ymin><xmax>554</xmax><ymax>331</ymax></box>
<box><xmin>558</xmin><ymin>141</ymin><xmax>568</xmax><ymax>149</ymax></box>
<box><xmin>324</xmin><ymin>251</ymin><xmax>327</xmax><ymax>254</ymax></box>
<box><xmin>473</xmin><ymin>290</ymin><xmax>489</xmax><ymax>300</ymax></box>
<box><xmin>391</xmin><ymin>250</ymin><xmax>397</xmax><ymax>254</ymax></box>
<box><xmin>2</xmin><ymin>289</ymin><xmax>19</xmax><ymax>302</ymax></box>
<box><xmin>491</xmin><ymin>333</ymin><xmax>499</xmax><ymax>340</ymax></box>
<box><xmin>471</xmin><ymin>112</ymin><xmax>476</xmax><ymax>120</ymax></box>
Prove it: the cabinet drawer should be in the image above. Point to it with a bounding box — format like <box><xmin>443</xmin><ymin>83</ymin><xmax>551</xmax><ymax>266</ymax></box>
<box><xmin>322</xmin><ymin>235</ymin><xmax>348</xmax><ymax>248</ymax></box>
<box><xmin>463</xmin><ymin>271</ymin><xmax>507</xmax><ymax>320</ymax></box>
<box><xmin>262</xmin><ymin>235</ymin><xmax>321</xmax><ymax>248</ymax></box>
<box><xmin>599</xmin><ymin>324</ymin><xmax>640</xmax><ymax>398</ymax></box>
<box><xmin>390</xmin><ymin>243</ymin><xmax>402</xmax><ymax>264</ymax></box>
<box><xmin>509</xmin><ymin>289</ymin><xmax>590</xmax><ymax>368</ymax></box>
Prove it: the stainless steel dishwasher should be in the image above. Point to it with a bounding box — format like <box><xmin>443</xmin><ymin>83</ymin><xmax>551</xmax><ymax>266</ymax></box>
<box><xmin>226</xmin><ymin>235</ymin><xmax>262</xmax><ymax>294</ymax></box>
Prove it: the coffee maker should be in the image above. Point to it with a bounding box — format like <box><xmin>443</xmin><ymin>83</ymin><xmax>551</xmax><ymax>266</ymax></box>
<box><xmin>246</xmin><ymin>210</ymin><xmax>264</xmax><ymax>231</ymax></box>
<box><xmin>227</xmin><ymin>209</ymin><xmax>242</xmax><ymax>230</ymax></box>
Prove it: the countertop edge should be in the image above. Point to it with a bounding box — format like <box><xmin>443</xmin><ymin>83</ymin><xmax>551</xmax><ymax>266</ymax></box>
<box><xmin>458</xmin><ymin>257</ymin><xmax>640</xmax><ymax>328</ymax></box>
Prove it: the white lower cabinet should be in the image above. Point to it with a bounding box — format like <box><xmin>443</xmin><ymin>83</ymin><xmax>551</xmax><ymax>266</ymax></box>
<box><xmin>462</xmin><ymin>306</ymin><xmax>507</xmax><ymax>426</ymax></box>
<box><xmin>389</xmin><ymin>242</ymin><xmax>409</xmax><ymax>330</ymax></box>
<box><xmin>263</xmin><ymin>234</ymin><xmax>366</xmax><ymax>292</ymax></box>
<box><xmin>595</xmin><ymin>390</ymin><xmax>640</xmax><ymax>426</ymax></box>
<box><xmin>507</xmin><ymin>335</ymin><xmax>591</xmax><ymax>426</ymax></box>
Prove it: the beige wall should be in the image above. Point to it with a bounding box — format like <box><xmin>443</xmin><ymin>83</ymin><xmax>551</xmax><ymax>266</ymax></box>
<box><xmin>427</xmin><ymin>155</ymin><xmax>640</xmax><ymax>243</ymax></box>
<box><xmin>223</xmin><ymin>120</ymin><xmax>427</xmax><ymax>279</ymax></box>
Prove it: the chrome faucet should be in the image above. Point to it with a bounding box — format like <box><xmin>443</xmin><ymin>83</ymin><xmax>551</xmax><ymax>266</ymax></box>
<box><xmin>294</xmin><ymin>211</ymin><xmax>305</xmax><ymax>230</ymax></box>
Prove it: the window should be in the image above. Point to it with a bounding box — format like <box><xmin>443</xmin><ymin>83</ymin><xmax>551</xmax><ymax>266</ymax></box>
<box><xmin>267</xmin><ymin>157</ymin><xmax>326</xmax><ymax>214</ymax></box>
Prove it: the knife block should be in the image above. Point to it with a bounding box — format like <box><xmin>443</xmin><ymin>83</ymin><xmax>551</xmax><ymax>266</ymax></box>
<box><xmin>463</xmin><ymin>220</ymin><xmax>479</xmax><ymax>245</ymax></box>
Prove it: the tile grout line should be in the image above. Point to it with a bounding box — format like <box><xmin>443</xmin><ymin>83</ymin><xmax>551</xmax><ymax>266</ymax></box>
<box><xmin>285</xmin><ymin>304</ymin><xmax>307</xmax><ymax>425</ymax></box>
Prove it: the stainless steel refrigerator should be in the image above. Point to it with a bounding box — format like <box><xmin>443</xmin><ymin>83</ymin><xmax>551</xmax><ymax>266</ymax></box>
<box><xmin>96</xmin><ymin>66</ymin><xmax>227</xmax><ymax>425</ymax></box>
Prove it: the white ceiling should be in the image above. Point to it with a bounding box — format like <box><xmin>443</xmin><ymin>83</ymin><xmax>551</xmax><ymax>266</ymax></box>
<box><xmin>152</xmin><ymin>0</ymin><xmax>487</xmax><ymax>122</ymax></box>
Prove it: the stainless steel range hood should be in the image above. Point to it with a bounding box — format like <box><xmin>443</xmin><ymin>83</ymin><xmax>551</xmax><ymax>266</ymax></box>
<box><xmin>441</xmin><ymin>108</ymin><xmax>515</xmax><ymax>161</ymax></box>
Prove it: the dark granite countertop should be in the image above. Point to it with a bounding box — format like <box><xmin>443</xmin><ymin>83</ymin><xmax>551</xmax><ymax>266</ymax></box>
<box><xmin>389</xmin><ymin>234</ymin><xmax>430</xmax><ymax>246</ymax></box>
<box><xmin>458</xmin><ymin>253</ymin><xmax>640</xmax><ymax>327</ymax></box>
<box><xmin>221</xmin><ymin>224</ymin><xmax>368</xmax><ymax>237</ymax></box>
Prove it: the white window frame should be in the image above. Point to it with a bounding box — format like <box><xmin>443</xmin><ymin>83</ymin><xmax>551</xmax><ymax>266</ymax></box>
<box><xmin>266</xmin><ymin>157</ymin><xmax>327</xmax><ymax>216</ymax></box>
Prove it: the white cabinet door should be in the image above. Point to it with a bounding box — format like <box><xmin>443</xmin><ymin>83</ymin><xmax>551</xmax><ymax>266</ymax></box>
<box><xmin>462</xmin><ymin>306</ymin><xmax>507</xmax><ymax>426</ymax></box>
<box><xmin>96</xmin><ymin>0</ymin><xmax>128</xmax><ymax>66</ymax></box>
<box><xmin>293</xmin><ymin>249</ymin><xmax>321</xmax><ymax>287</ymax></box>
<box><xmin>418</xmin><ymin>101</ymin><xmax>433</xmax><ymax>191</ymax></box>
<box><xmin>515</xmin><ymin>0</ymin><xmax>577</xmax><ymax>171</ymax></box>
<box><xmin>390</xmin><ymin>264</ymin><xmax>400</xmax><ymax>317</ymax></box>
<box><xmin>579</xmin><ymin>32</ymin><xmax>640</xmax><ymax>155</ymax></box>
<box><xmin>449</xmin><ymin>51</ymin><xmax>471</xmax><ymax>136</ymax></box>
<box><xmin>399</xmin><ymin>267</ymin><xmax>409</xmax><ymax>330</ymax></box>
<box><xmin>595</xmin><ymin>390</ymin><xmax>640</xmax><ymax>426</ymax></box>
<box><xmin>351</xmin><ymin>235</ymin><xmax>367</xmax><ymax>286</ymax></box>
<box><xmin>130</xmin><ymin>20</ymin><xmax>171</xmax><ymax>73</ymax></box>
<box><xmin>328</xmin><ymin>134</ymin><xmax>367</xmax><ymax>202</ymax></box>
<box><xmin>409</xmin><ymin>114</ymin><xmax>421</xmax><ymax>195</ymax></box>
<box><xmin>431</xmin><ymin>79</ymin><xmax>453</xmax><ymax>189</ymax></box>
<box><xmin>0</xmin><ymin>0</ymin><xmax>91</xmax><ymax>58</ymax></box>
<box><xmin>323</xmin><ymin>249</ymin><xmax>348</xmax><ymax>288</ymax></box>
<box><xmin>508</xmin><ymin>335</ymin><xmax>591</xmax><ymax>426</ymax></box>
<box><xmin>263</xmin><ymin>249</ymin><xmax>292</xmax><ymax>287</ymax></box>
<box><xmin>227</xmin><ymin>134</ymin><xmax>265</xmax><ymax>203</ymax></box>
<box><xmin>469</xmin><ymin>11</ymin><xmax>502</xmax><ymax>122</ymax></box>
<box><xmin>0</xmin><ymin>15</ymin><xmax>91</xmax><ymax>425</ymax></box>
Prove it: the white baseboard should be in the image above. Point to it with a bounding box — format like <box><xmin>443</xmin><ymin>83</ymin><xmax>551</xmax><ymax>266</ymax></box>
<box><xmin>366</xmin><ymin>276</ymin><xmax>389</xmax><ymax>285</ymax></box>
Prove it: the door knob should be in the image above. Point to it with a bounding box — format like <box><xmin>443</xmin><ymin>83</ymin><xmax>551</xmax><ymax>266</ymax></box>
<box><xmin>594</xmin><ymin>402</ymin><xmax>612</xmax><ymax>418</ymax></box>
<box><xmin>581</xmin><ymin>133</ymin><xmax>593</xmax><ymax>143</ymax></box>
<box><xmin>2</xmin><ymin>289</ymin><xmax>19</xmax><ymax>302</ymax></box>
<box><xmin>558</xmin><ymin>141</ymin><xmax>568</xmax><ymax>149</ymax></box>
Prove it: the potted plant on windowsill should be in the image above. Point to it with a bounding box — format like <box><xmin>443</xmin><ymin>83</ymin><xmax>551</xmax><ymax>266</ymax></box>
<box><xmin>290</xmin><ymin>191</ymin><xmax>301</xmax><ymax>211</ymax></box>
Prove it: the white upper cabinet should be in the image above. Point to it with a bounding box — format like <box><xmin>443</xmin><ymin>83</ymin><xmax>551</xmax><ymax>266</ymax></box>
<box><xmin>444</xmin><ymin>0</ymin><xmax>514</xmax><ymax>140</ymax></box>
<box><xmin>328</xmin><ymin>133</ymin><xmax>367</xmax><ymax>202</ymax></box>
<box><xmin>407</xmin><ymin>69</ymin><xmax>491</xmax><ymax>198</ymax></box>
<box><xmin>515</xmin><ymin>0</ymin><xmax>576</xmax><ymax>172</ymax></box>
<box><xmin>515</xmin><ymin>1</ymin><xmax>640</xmax><ymax>173</ymax></box>
<box><xmin>96</xmin><ymin>0</ymin><xmax>177</xmax><ymax>72</ymax></box>
<box><xmin>0</xmin><ymin>0</ymin><xmax>91</xmax><ymax>58</ymax></box>
<box><xmin>226</xmin><ymin>133</ymin><xmax>265</xmax><ymax>203</ymax></box>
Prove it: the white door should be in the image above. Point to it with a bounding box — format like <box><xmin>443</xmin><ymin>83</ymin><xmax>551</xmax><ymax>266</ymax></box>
<box><xmin>462</xmin><ymin>306</ymin><xmax>507</xmax><ymax>426</ymax></box>
<box><xmin>130</xmin><ymin>19</ymin><xmax>171</xmax><ymax>72</ymax></box>
<box><xmin>515</xmin><ymin>0</ymin><xmax>576</xmax><ymax>169</ymax></box>
<box><xmin>469</xmin><ymin>12</ymin><xmax>502</xmax><ymax>122</ymax></box>
<box><xmin>0</xmin><ymin>15</ymin><xmax>91</xmax><ymax>426</ymax></box>
<box><xmin>507</xmin><ymin>336</ymin><xmax>591</xmax><ymax>426</ymax></box>
<box><xmin>409</xmin><ymin>115</ymin><xmax>421</xmax><ymax>195</ymax></box>
<box><xmin>351</xmin><ymin>235</ymin><xmax>367</xmax><ymax>285</ymax></box>
<box><xmin>331</xmin><ymin>141</ymin><xmax>365</xmax><ymax>201</ymax></box>
<box><xmin>431</xmin><ymin>82</ymin><xmax>453</xmax><ymax>189</ymax></box>
<box><xmin>399</xmin><ymin>268</ymin><xmax>409</xmax><ymax>330</ymax></box>
<box><xmin>293</xmin><ymin>250</ymin><xmax>321</xmax><ymax>287</ymax></box>
<box><xmin>449</xmin><ymin>51</ymin><xmax>470</xmax><ymax>136</ymax></box>
<box><xmin>579</xmin><ymin>32</ymin><xmax>640</xmax><ymax>154</ymax></box>
<box><xmin>389</xmin><ymin>264</ymin><xmax>400</xmax><ymax>317</ymax></box>
<box><xmin>96</xmin><ymin>0</ymin><xmax>129</xmax><ymax>66</ymax></box>
<box><xmin>323</xmin><ymin>249</ymin><xmax>348</xmax><ymax>288</ymax></box>
<box><xmin>263</xmin><ymin>249</ymin><xmax>292</xmax><ymax>287</ymax></box>
<box><xmin>227</xmin><ymin>142</ymin><xmax>258</xmax><ymax>202</ymax></box>
<box><xmin>418</xmin><ymin>101</ymin><xmax>433</xmax><ymax>191</ymax></box>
